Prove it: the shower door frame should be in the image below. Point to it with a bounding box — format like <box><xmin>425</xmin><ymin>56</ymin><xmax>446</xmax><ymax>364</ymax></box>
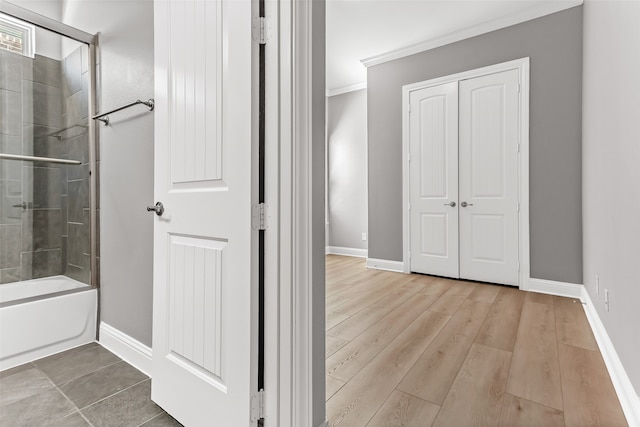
<box><xmin>0</xmin><ymin>1</ymin><xmax>99</xmax><ymax>290</ymax></box>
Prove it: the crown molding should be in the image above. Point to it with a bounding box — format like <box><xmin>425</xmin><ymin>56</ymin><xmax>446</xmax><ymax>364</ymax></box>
<box><xmin>326</xmin><ymin>81</ymin><xmax>367</xmax><ymax>97</ymax></box>
<box><xmin>361</xmin><ymin>1</ymin><xmax>583</xmax><ymax>68</ymax></box>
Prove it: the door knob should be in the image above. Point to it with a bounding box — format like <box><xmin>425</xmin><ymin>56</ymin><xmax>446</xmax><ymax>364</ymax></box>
<box><xmin>461</xmin><ymin>201</ymin><xmax>474</xmax><ymax>207</ymax></box>
<box><xmin>444</xmin><ymin>201</ymin><xmax>456</xmax><ymax>207</ymax></box>
<box><xmin>147</xmin><ymin>202</ymin><xmax>164</xmax><ymax>216</ymax></box>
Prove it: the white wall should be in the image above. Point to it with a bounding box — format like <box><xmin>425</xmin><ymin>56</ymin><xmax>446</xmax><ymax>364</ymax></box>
<box><xmin>582</xmin><ymin>0</ymin><xmax>640</xmax><ymax>395</ymax></box>
<box><xmin>7</xmin><ymin>0</ymin><xmax>62</xmax><ymax>59</ymax></box>
<box><xmin>327</xmin><ymin>88</ymin><xmax>367</xmax><ymax>253</ymax></box>
<box><xmin>61</xmin><ymin>0</ymin><xmax>155</xmax><ymax>346</ymax></box>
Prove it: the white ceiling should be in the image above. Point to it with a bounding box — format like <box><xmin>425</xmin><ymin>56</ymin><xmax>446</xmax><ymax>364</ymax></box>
<box><xmin>326</xmin><ymin>0</ymin><xmax>578</xmax><ymax>92</ymax></box>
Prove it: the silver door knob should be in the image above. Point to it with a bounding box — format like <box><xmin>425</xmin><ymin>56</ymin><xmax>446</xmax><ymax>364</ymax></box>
<box><xmin>461</xmin><ymin>201</ymin><xmax>474</xmax><ymax>207</ymax></box>
<box><xmin>444</xmin><ymin>201</ymin><xmax>456</xmax><ymax>207</ymax></box>
<box><xmin>147</xmin><ymin>202</ymin><xmax>164</xmax><ymax>216</ymax></box>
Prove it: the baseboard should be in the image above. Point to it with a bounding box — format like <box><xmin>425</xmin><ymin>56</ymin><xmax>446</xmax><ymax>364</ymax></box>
<box><xmin>581</xmin><ymin>288</ymin><xmax>640</xmax><ymax>427</ymax></box>
<box><xmin>527</xmin><ymin>278</ymin><xmax>583</xmax><ymax>301</ymax></box>
<box><xmin>99</xmin><ymin>322</ymin><xmax>152</xmax><ymax>377</ymax></box>
<box><xmin>326</xmin><ymin>246</ymin><xmax>367</xmax><ymax>258</ymax></box>
<box><xmin>366</xmin><ymin>258</ymin><xmax>404</xmax><ymax>273</ymax></box>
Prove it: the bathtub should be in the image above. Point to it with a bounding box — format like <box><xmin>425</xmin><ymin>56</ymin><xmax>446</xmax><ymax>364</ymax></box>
<box><xmin>0</xmin><ymin>276</ymin><xmax>97</xmax><ymax>371</ymax></box>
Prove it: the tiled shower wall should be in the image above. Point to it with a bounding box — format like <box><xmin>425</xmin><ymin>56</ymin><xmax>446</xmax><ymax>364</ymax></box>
<box><xmin>0</xmin><ymin>46</ymin><xmax>95</xmax><ymax>286</ymax></box>
<box><xmin>62</xmin><ymin>46</ymin><xmax>92</xmax><ymax>284</ymax></box>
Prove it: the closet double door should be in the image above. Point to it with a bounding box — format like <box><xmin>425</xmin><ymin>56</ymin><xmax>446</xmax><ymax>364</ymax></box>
<box><xmin>409</xmin><ymin>69</ymin><xmax>519</xmax><ymax>286</ymax></box>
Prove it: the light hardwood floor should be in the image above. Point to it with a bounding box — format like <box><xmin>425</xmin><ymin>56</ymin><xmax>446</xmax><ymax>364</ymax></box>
<box><xmin>325</xmin><ymin>255</ymin><xmax>628</xmax><ymax>427</ymax></box>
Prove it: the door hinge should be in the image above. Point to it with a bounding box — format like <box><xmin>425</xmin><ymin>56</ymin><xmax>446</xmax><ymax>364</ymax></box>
<box><xmin>517</xmin><ymin>83</ymin><xmax>521</xmax><ymax>93</ymax></box>
<box><xmin>252</xmin><ymin>17</ymin><xmax>270</xmax><ymax>44</ymax></box>
<box><xmin>250</xmin><ymin>390</ymin><xmax>265</xmax><ymax>422</ymax></box>
<box><xmin>517</xmin><ymin>143</ymin><xmax>520</xmax><ymax>153</ymax></box>
<box><xmin>517</xmin><ymin>202</ymin><xmax>520</xmax><ymax>212</ymax></box>
<box><xmin>517</xmin><ymin>262</ymin><xmax>521</xmax><ymax>272</ymax></box>
<box><xmin>252</xmin><ymin>203</ymin><xmax>269</xmax><ymax>230</ymax></box>
<box><xmin>408</xmin><ymin>104</ymin><xmax>411</xmax><ymax>113</ymax></box>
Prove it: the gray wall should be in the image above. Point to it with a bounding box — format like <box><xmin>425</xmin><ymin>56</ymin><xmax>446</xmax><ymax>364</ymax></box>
<box><xmin>327</xmin><ymin>89</ymin><xmax>367</xmax><ymax>251</ymax></box>
<box><xmin>582</xmin><ymin>0</ymin><xmax>640</xmax><ymax>395</ymax></box>
<box><xmin>61</xmin><ymin>0</ymin><xmax>155</xmax><ymax>346</ymax></box>
<box><xmin>367</xmin><ymin>6</ymin><xmax>583</xmax><ymax>284</ymax></box>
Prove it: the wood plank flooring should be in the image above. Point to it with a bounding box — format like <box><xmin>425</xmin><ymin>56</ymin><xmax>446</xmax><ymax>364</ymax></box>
<box><xmin>325</xmin><ymin>255</ymin><xmax>628</xmax><ymax>427</ymax></box>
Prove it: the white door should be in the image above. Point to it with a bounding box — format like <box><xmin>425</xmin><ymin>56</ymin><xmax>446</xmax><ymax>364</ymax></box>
<box><xmin>151</xmin><ymin>0</ymin><xmax>256</xmax><ymax>425</ymax></box>
<box><xmin>409</xmin><ymin>82</ymin><xmax>459</xmax><ymax>278</ymax></box>
<box><xmin>459</xmin><ymin>69</ymin><xmax>520</xmax><ymax>286</ymax></box>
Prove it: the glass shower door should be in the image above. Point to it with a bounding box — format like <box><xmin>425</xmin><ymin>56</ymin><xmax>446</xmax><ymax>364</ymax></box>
<box><xmin>0</xmin><ymin>16</ymin><xmax>92</xmax><ymax>287</ymax></box>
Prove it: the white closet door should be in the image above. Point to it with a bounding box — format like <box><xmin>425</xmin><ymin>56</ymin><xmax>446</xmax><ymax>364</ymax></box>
<box><xmin>409</xmin><ymin>82</ymin><xmax>459</xmax><ymax>278</ymax></box>
<box><xmin>459</xmin><ymin>69</ymin><xmax>520</xmax><ymax>286</ymax></box>
<box><xmin>151</xmin><ymin>0</ymin><xmax>256</xmax><ymax>425</ymax></box>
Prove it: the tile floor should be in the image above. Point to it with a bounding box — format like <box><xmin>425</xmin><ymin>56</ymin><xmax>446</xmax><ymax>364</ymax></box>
<box><xmin>0</xmin><ymin>343</ymin><xmax>183</xmax><ymax>427</ymax></box>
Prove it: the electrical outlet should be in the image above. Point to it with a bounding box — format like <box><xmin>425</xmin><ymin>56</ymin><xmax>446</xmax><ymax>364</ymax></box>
<box><xmin>605</xmin><ymin>289</ymin><xmax>610</xmax><ymax>312</ymax></box>
<box><xmin>361</xmin><ymin>232</ymin><xmax>367</xmax><ymax>241</ymax></box>
<box><xmin>596</xmin><ymin>275</ymin><xmax>599</xmax><ymax>294</ymax></box>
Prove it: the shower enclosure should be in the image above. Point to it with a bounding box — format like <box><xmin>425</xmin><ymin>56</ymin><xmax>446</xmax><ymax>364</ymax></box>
<box><xmin>0</xmin><ymin>4</ymin><xmax>98</xmax><ymax>370</ymax></box>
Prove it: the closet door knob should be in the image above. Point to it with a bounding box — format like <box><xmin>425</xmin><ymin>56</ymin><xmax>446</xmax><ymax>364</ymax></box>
<box><xmin>461</xmin><ymin>201</ymin><xmax>474</xmax><ymax>207</ymax></box>
<box><xmin>444</xmin><ymin>201</ymin><xmax>456</xmax><ymax>207</ymax></box>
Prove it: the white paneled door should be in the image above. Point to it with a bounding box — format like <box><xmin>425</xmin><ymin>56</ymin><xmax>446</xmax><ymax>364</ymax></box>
<box><xmin>459</xmin><ymin>70</ymin><xmax>520</xmax><ymax>286</ymax></box>
<box><xmin>152</xmin><ymin>0</ymin><xmax>256</xmax><ymax>426</ymax></box>
<box><xmin>409</xmin><ymin>69</ymin><xmax>520</xmax><ymax>286</ymax></box>
<box><xmin>409</xmin><ymin>82</ymin><xmax>459</xmax><ymax>278</ymax></box>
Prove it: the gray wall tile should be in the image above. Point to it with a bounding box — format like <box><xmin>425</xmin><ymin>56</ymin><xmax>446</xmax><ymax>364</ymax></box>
<box><xmin>0</xmin><ymin>89</ymin><xmax>21</xmax><ymax>135</ymax></box>
<box><xmin>32</xmin><ymin>209</ymin><xmax>62</xmax><ymax>251</ymax></box>
<box><xmin>68</xmin><ymin>180</ymin><xmax>88</xmax><ymax>223</ymax></box>
<box><xmin>66</xmin><ymin>262</ymin><xmax>89</xmax><ymax>284</ymax></box>
<box><xmin>0</xmin><ymin>179</ymin><xmax>23</xmax><ymax>225</ymax></box>
<box><xmin>33</xmin><ymin>55</ymin><xmax>62</xmax><ymax>88</ymax></box>
<box><xmin>20</xmin><ymin>251</ymin><xmax>32</xmax><ymax>280</ymax></box>
<box><xmin>68</xmin><ymin>221</ymin><xmax>89</xmax><ymax>266</ymax></box>
<box><xmin>64</xmin><ymin>48</ymin><xmax>82</xmax><ymax>96</ymax></box>
<box><xmin>0</xmin><ymin>51</ymin><xmax>22</xmax><ymax>92</ymax></box>
<box><xmin>0</xmin><ymin>224</ymin><xmax>21</xmax><ymax>269</ymax></box>
<box><xmin>32</xmin><ymin>82</ymin><xmax>63</xmax><ymax>128</ymax></box>
<box><xmin>21</xmin><ymin>56</ymin><xmax>33</xmax><ymax>82</ymax></box>
<box><xmin>24</xmin><ymin>167</ymin><xmax>62</xmax><ymax>209</ymax></box>
<box><xmin>67</xmin><ymin>133</ymin><xmax>88</xmax><ymax>165</ymax></box>
<box><xmin>32</xmin><ymin>249</ymin><xmax>62</xmax><ymax>278</ymax></box>
<box><xmin>0</xmin><ymin>267</ymin><xmax>20</xmax><ymax>284</ymax></box>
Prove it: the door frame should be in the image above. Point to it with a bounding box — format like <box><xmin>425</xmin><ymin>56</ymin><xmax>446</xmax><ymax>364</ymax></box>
<box><xmin>263</xmin><ymin>0</ymin><xmax>327</xmax><ymax>426</ymax></box>
<box><xmin>401</xmin><ymin>58</ymin><xmax>531</xmax><ymax>290</ymax></box>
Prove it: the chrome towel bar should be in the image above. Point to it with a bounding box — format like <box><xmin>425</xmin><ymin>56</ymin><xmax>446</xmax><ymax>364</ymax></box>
<box><xmin>92</xmin><ymin>98</ymin><xmax>155</xmax><ymax>126</ymax></box>
<box><xmin>0</xmin><ymin>153</ymin><xmax>82</xmax><ymax>165</ymax></box>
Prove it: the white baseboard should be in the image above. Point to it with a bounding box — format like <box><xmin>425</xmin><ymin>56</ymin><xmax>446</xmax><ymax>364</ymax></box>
<box><xmin>527</xmin><ymin>278</ymin><xmax>583</xmax><ymax>301</ymax></box>
<box><xmin>326</xmin><ymin>246</ymin><xmax>367</xmax><ymax>258</ymax></box>
<box><xmin>99</xmin><ymin>322</ymin><xmax>152</xmax><ymax>377</ymax></box>
<box><xmin>366</xmin><ymin>258</ymin><xmax>405</xmax><ymax>273</ymax></box>
<box><xmin>581</xmin><ymin>288</ymin><xmax>640</xmax><ymax>427</ymax></box>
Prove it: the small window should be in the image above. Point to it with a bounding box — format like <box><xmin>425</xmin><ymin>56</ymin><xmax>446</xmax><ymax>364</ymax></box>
<box><xmin>0</xmin><ymin>12</ymin><xmax>35</xmax><ymax>58</ymax></box>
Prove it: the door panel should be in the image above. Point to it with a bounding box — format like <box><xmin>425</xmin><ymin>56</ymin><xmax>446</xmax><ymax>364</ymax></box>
<box><xmin>152</xmin><ymin>0</ymin><xmax>255</xmax><ymax>425</ymax></box>
<box><xmin>409</xmin><ymin>82</ymin><xmax>459</xmax><ymax>278</ymax></box>
<box><xmin>459</xmin><ymin>70</ymin><xmax>519</xmax><ymax>286</ymax></box>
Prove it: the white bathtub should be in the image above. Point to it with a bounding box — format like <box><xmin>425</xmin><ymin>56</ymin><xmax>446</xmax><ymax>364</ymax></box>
<box><xmin>0</xmin><ymin>276</ymin><xmax>97</xmax><ymax>371</ymax></box>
